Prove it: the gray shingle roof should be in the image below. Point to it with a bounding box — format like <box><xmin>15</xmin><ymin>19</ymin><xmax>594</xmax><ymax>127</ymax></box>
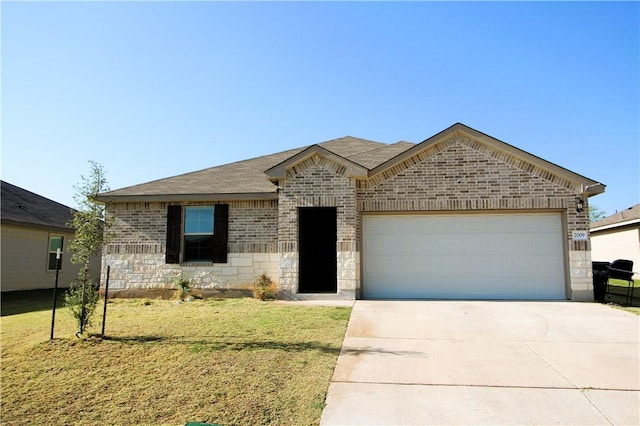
<box><xmin>1</xmin><ymin>181</ymin><xmax>75</xmax><ymax>231</ymax></box>
<box><xmin>349</xmin><ymin>141</ymin><xmax>416</xmax><ymax>169</ymax></box>
<box><xmin>102</xmin><ymin>147</ymin><xmax>302</xmax><ymax>198</ymax></box>
<box><xmin>97</xmin><ymin>123</ymin><xmax>604</xmax><ymax>202</ymax></box>
<box><xmin>316</xmin><ymin>136</ymin><xmax>388</xmax><ymax>158</ymax></box>
<box><xmin>99</xmin><ymin>136</ymin><xmax>393</xmax><ymax>200</ymax></box>
<box><xmin>590</xmin><ymin>204</ymin><xmax>640</xmax><ymax>229</ymax></box>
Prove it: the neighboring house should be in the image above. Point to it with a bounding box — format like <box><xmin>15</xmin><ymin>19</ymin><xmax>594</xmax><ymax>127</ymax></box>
<box><xmin>1</xmin><ymin>181</ymin><xmax>101</xmax><ymax>292</ymax></box>
<box><xmin>97</xmin><ymin>123</ymin><xmax>604</xmax><ymax>301</ymax></box>
<box><xmin>590</xmin><ymin>204</ymin><xmax>640</xmax><ymax>270</ymax></box>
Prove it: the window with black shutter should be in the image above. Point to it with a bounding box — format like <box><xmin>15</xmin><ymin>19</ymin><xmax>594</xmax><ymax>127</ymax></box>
<box><xmin>165</xmin><ymin>204</ymin><xmax>228</xmax><ymax>264</ymax></box>
<box><xmin>165</xmin><ymin>205</ymin><xmax>182</xmax><ymax>264</ymax></box>
<box><xmin>212</xmin><ymin>204</ymin><xmax>229</xmax><ymax>263</ymax></box>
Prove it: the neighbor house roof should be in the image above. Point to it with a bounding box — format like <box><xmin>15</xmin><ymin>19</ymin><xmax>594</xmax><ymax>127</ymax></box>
<box><xmin>1</xmin><ymin>181</ymin><xmax>75</xmax><ymax>232</ymax></box>
<box><xmin>590</xmin><ymin>204</ymin><xmax>640</xmax><ymax>232</ymax></box>
<box><xmin>98</xmin><ymin>123</ymin><xmax>604</xmax><ymax>202</ymax></box>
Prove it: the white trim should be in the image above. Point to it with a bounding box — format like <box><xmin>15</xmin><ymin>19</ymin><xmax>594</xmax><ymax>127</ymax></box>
<box><xmin>591</xmin><ymin>218</ymin><xmax>640</xmax><ymax>232</ymax></box>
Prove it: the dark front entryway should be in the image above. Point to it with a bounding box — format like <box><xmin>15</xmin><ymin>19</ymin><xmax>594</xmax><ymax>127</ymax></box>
<box><xmin>298</xmin><ymin>207</ymin><xmax>337</xmax><ymax>293</ymax></box>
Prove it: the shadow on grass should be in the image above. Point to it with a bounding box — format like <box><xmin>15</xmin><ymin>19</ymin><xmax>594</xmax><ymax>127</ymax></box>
<box><xmin>605</xmin><ymin>280</ymin><xmax>639</xmax><ymax>308</ymax></box>
<box><xmin>100</xmin><ymin>334</ymin><xmax>342</xmax><ymax>355</ymax></box>
<box><xmin>1</xmin><ymin>289</ymin><xmax>68</xmax><ymax>316</ymax></box>
<box><xmin>100</xmin><ymin>335</ymin><xmax>165</xmax><ymax>344</ymax></box>
<box><xmin>188</xmin><ymin>339</ymin><xmax>342</xmax><ymax>355</ymax></box>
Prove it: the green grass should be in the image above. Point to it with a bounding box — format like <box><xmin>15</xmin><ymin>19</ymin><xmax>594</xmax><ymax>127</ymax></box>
<box><xmin>604</xmin><ymin>278</ymin><xmax>639</xmax><ymax>314</ymax></box>
<box><xmin>1</xmin><ymin>295</ymin><xmax>352</xmax><ymax>425</ymax></box>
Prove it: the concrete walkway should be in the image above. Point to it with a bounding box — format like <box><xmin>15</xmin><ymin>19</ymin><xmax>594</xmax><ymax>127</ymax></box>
<box><xmin>321</xmin><ymin>301</ymin><xmax>640</xmax><ymax>425</ymax></box>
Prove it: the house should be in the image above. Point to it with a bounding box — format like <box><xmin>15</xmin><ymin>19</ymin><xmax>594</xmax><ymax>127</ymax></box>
<box><xmin>1</xmin><ymin>181</ymin><xmax>101</xmax><ymax>292</ymax></box>
<box><xmin>590</xmin><ymin>204</ymin><xmax>640</xmax><ymax>269</ymax></box>
<box><xmin>97</xmin><ymin>123</ymin><xmax>604</xmax><ymax>301</ymax></box>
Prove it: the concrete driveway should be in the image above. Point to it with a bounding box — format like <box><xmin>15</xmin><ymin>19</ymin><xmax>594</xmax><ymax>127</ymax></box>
<box><xmin>321</xmin><ymin>301</ymin><xmax>640</xmax><ymax>425</ymax></box>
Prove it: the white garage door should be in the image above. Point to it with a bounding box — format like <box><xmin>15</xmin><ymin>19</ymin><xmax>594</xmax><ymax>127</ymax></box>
<box><xmin>362</xmin><ymin>213</ymin><xmax>566</xmax><ymax>300</ymax></box>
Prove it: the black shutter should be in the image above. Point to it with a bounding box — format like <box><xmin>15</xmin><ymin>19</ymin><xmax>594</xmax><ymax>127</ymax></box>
<box><xmin>212</xmin><ymin>204</ymin><xmax>229</xmax><ymax>263</ymax></box>
<box><xmin>166</xmin><ymin>205</ymin><xmax>181</xmax><ymax>264</ymax></box>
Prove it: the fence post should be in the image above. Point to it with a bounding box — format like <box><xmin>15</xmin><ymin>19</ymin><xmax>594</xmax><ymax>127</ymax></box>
<box><xmin>50</xmin><ymin>249</ymin><xmax>62</xmax><ymax>340</ymax></box>
<box><xmin>101</xmin><ymin>265</ymin><xmax>110</xmax><ymax>336</ymax></box>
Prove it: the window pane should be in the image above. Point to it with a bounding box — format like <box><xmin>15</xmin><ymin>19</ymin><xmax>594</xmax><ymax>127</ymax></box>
<box><xmin>48</xmin><ymin>236</ymin><xmax>64</xmax><ymax>270</ymax></box>
<box><xmin>184</xmin><ymin>235</ymin><xmax>214</xmax><ymax>262</ymax></box>
<box><xmin>184</xmin><ymin>207</ymin><xmax>214</xmax><ymax>234</ymax></box>
<box><xmin>49</xmin><ymin>236</ymin><xmax>63</xmax><ymax>252</ymax></box>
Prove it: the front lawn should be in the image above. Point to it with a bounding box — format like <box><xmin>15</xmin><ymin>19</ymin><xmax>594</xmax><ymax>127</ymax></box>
<box><xmin>1</xmin><ymin>296</ymin><xmax>351</xmax><ymax>425</ymax></box>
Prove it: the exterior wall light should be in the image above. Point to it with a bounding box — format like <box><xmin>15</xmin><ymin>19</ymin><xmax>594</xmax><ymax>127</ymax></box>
<box><xmin>575</xmin><ymin>196</ymin><xmax>584</xmax><ymax>213</ymax></box>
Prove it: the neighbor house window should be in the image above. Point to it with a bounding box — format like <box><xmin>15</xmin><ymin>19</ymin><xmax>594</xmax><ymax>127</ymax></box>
<box><xmin>184</xmin><ymin>206</ymin><xmax>215</xmax><ymax>262</ymax></box>
<box><xmin>48</xmin><ymin>235</ymin><xmax>64</xmax><ymax>270</ymax></box>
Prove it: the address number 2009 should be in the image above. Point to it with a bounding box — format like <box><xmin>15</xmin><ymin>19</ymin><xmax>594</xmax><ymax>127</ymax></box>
<box><xmin>572</xmin><ymin>231</ymin><xmax>588</xmax><ymax>241</ymax></box>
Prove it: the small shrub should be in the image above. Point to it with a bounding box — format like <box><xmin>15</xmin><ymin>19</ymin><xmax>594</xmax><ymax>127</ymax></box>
<box><xmin>171</xmin><ymin>276</ymin><xmax>192</xmax><ymax>301</ymax></box>
<box><xmin>65</xmin><ymin>279</ymin><xmax>100</xmax><ymax>334</ymax></box>
<box><xmin>252</xmin><ymin>273</ymin><xmax>278</xmax><ymax>300</ymax></box>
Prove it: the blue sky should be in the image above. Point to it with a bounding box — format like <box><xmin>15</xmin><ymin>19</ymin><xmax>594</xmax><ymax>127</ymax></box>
<box><xmin>2</xmin><ymin>1</ymin><xmax>638</xmax><ymax>217</ymax></box>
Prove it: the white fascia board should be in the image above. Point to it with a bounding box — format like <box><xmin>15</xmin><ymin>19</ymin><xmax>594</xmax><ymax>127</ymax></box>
<box><xmin>591</xmin><ymin>218</ymin><xmax>640</xmax><ymax>232</ymax></box>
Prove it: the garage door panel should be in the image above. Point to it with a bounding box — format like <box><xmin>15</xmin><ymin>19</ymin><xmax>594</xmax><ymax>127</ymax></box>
<box><xmin>363</xmin><ymin>213</ymin><xmax>566</xmax><ymax>300</ymax></box>
<box><xmin>365</xmin><ymin>237</ymin><xmax>401</xmax><ymax>255</ymax></box>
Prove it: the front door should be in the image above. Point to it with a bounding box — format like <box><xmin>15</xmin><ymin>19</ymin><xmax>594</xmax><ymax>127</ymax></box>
<box><xmin>298</xmin><ymin>207</ymin><xmax>337</xmax><ymax>293</ymax></box>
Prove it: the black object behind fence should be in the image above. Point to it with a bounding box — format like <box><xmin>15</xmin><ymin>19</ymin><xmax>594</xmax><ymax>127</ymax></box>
<box><xmin>592</xmin><ymin>261</ymin><xmax>610</xmax><ymax>303</ymax></box>
<box><xmin>592</xmin><ymin>259</ymin><xmax>637</xmax><ymax>306</ymax></box>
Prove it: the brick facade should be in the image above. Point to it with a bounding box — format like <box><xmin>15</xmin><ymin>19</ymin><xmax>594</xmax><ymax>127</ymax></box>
<box><xmin>276</xmin><ymin>154</ymin><xmax>358</xmax><ymax>298</ymax></box>
<box><xmin>356</xmin><ymin>136</ymin><xmax>593</xmax><ymax>300</ymax></box>
<box><xmin>102</xmin><ymin>131</ymin><xmax>595</xmax><ymax>301</ymax></box>
<box><xmin>103</xmin><ymin>200</ymin><xmax>278</xmax><ymax>292</ymax></box>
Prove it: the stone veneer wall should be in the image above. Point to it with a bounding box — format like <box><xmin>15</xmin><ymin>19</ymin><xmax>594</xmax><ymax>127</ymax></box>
<box><xmin>277</xmin><ymin>154</ymin><xmax>358</xmax><ymax>298</ymax></box>
<box><xmin>103</xmin><ymin>252</ymin><xmax>279</xmax><ymax>292</ymax></box>
<box><xmin>102</xmin><ymin>200</ymin><xmax>279</xmax><ymax>292</ymax></box>
<box><xmin>356</xmin><ymin>136</ymin><xmax>593</xmax><ymax>301</ymax></box>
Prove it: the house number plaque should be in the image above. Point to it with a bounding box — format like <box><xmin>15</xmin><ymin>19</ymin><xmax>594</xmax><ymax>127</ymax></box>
<box><xmin>572</xmin><ymin>231</ymin><xmax>588</xmax><ymax>241</ymax></box>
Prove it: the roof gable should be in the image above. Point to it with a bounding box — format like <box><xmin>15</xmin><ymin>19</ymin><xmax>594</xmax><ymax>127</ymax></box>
<box><xmin>369</xmin><ymin>123</ymin><xmax>605</xmax><ymax>195</ymax></box>
<box><xmin>1</xmin><ymin>181</ymin><xmax>75</xmax><ymax>231</ymax></box>
<box><xmin>264</xmin><ymin>144</ymin><xmax>369</xmax><ymax>180</ymax></box>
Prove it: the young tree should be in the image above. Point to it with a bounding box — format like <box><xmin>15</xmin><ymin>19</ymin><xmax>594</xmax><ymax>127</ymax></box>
<box><xmin>589</xmin><ymin>204</ymin><xmax>607</xmax><ymax>223</ymax></box>
<box><xmin>66</xmin><ymin>161</ymin><xmax>112</xmax><ymax>336</ymax></box>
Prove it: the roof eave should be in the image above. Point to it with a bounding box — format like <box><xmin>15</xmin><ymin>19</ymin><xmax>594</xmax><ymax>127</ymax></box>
<box><xmin>96</xmin><ymin>192</ymin><xmax>279</xmax><ymax>203</ymax></box>
<box><xmin>1</xmin><ymin>218</ymin><xmax>74</xmax><ymax>233</ymax></box>
<box><xmin>584</xmin><ymin>183</ymin><xmax>606</xmax><ymax>197</ymax></box>
<box><xmin>590</xmin><ymin>218</ymin><xmax>640</xmax><ymax>232</ymax></box>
